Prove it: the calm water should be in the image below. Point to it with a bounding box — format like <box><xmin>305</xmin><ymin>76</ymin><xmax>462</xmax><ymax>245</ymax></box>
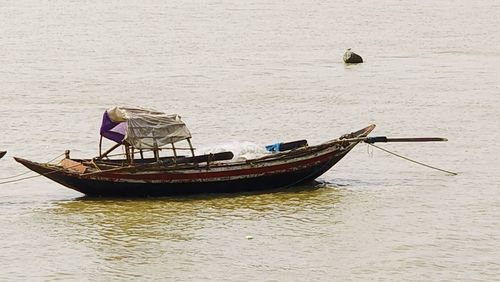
<box><xmin>1</xmin><ymin>0</ymin><xmax>499</xmax><ymax>280</ymax></box>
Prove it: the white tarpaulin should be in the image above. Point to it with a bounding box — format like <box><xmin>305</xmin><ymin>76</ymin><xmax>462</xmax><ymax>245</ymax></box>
<box><xmin>103</xmin><ymin>106</ymin><xmax>192</xmax><ymax>149</ymax></box>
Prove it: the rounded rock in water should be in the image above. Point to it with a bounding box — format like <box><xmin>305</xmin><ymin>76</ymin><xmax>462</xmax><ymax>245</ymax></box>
<box><xmin>343</xmin><ymin>49</ymin><xmax>363</xmax><ymax>63</ymax></box>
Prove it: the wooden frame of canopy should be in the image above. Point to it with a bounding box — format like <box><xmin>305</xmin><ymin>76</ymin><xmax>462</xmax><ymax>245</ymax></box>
<box><xmin>96</xmin><ymin>136</ymin><xmax>196</xmax><ymax>164</ymax></box>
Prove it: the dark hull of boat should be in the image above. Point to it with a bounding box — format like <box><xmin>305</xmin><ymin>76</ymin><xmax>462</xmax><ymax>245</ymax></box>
<box><xmin>14</xmin><ymin>125</ymin><xmax>375</xmax><ymax>197</ymax></box>
<box><xmin>15</xmin><ymin>149</ymin><xmax>350</xmax><ymax>197</ymax></box>
<box><xmin>0</xmin><ymin>151</ymin><xmax>6</xmax><ymax>159</ymax></box>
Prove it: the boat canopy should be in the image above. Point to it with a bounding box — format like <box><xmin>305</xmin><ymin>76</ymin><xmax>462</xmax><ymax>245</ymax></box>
<box><xmin>100</xmin><ymin>106</ymin><xmax>192</xmax><ymax>149</ymax></box>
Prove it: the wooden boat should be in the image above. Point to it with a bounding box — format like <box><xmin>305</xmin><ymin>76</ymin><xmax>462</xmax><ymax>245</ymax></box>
<box><xmin>14</xmin><ymin>106</ymin><xmax>447</xmax><ymax>197</ymax></box>
<box><xmin>13</xmin><ymin>107</ymin><xmax>380</xmax><ymax>197</ymax></box>
<box><xmin>0</xmin><ymin>151</ymin><xmax>6</xmax><ymax>160</ymax></box>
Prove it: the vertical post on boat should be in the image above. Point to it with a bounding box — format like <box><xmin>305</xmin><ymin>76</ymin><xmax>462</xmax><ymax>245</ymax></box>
<box><xmin>153</xmin><ymin>149</ymin><xmax>159</xmax><ymax>162</ymax></box>
<box><xmin>99</xmin><ymin>136</ymin><xmax>103</xmax><ymax>158</ymax></box>
<box><xmin>125</xmin><ymin>144</ymin><xmax>131</xmax><ymax>163</ymax></box>
<box><xmin>187</xmin><ymin>138</ymin><xmax>195</xmax><ymax>157</ymax></box>
<box><xmin>153</xmin><ymin>138</ymin><xmax>160</xmax><ymax>163</ymax></box>
<box><xmin>139</xmin><ymin>149</ymin><xmax>144</xmax><ymax>160</ymax></box>
<box><xmin>130</xmin><ymin>147</ymin><xmax>135</xmax><ymax>164</ymax></box>
<box><xmin>171</xmin><ymin>142</ymin><xmax>177</xmax><ymax>159</ymax></box>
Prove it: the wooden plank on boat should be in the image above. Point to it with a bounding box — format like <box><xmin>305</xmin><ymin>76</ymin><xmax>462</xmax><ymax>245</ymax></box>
<box><xmin>279</xmin><ymin>140</ymin><xmax>308</xmax><ymax>151</ymax></box>
<box><xmin>61</xmin><ymin>158</ymin><xmax>87</xmax><ymax>173</ymax></box>
<box><xmin>178</xmin><ymin>151</ymin><xmax>234</xmax><ymax>164</ymax></box>
<box><xmin>266</xmin><ymin>140</ymin><xmax>308</xmax><ymax>152</ymax></box>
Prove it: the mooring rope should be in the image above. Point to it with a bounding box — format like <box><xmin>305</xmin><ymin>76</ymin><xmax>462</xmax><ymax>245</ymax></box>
<box><xmin>0</xmin><ymin>160</ymin><xmax>86</xmax><ymax>185</ymax></box>
<box><xmin>0</xmin><ymin>160</ymin><xmax>89</xmax><ymax>185</ymax></box>
<box><xmin>0</xmin><ymin>153</ymin><xmax>65</xmax><ymax>181</ymax></box>
<box><xmin>0</xmin><ymin>173</ymin><xmax>51</xmax><ymax>185</ymax></box>
<box><xmin>0</xmin><ymin>170</ymin><xmax>32</xmax><ymax>180</ymax></box>
<box><xmin>367</xmin><ymin>143</ymin><xmax>457</xmax><ymax>175</ymax></box>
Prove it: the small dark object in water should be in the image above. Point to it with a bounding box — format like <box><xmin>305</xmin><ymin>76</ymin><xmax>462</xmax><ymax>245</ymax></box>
<box><xmin>343</xmin><ymin>48</ymin><xmax>363</xmax><ymax>64</ymax></box>
<box><xmin>0</xmin><ymin>151</ymin><xmax>6</xmax><ymax>159</ymax></box>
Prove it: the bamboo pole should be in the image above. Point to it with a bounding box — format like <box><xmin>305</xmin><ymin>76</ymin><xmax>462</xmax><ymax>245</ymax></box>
<box><xmin>99</xmin><ymin>136</ymin><xmax>103</xmax><ymax>157</ymax></box>
<box><xmin>187</xmin><ymin>138</ymin><xmax>195</xmax><ymax>158</ymax></box>
<box><xmin>125</xmin><ymin>145</ymin><xmax>131</xmax><ymax>163</ymax></box>
<box><xmin>154</xmin><ymin>149</ymin><xmax>159</xmax><ymax>162</ymax></box>
<box><xmin>171</xmin><ymin>142</ymin><xmax>177</xmax><ymax>159</ymax></box>
<box><xmin>153</xmin><ymin>138</ymin><xmax>160</xmax><ymax>162</ymax></box>
<box><xmin>328</xmin><ymin>136</ymin><xmax>448</xmax><ymax>144</ymax></box>
<box><xmin>95</xmin><ymin>143</ymin><xmax>122</xmax><ymax>160</ymax></box>
<box><xmin>364</xmin><ymin>137</ymin><xmax>448</xmax><ymax>143</ymax></box>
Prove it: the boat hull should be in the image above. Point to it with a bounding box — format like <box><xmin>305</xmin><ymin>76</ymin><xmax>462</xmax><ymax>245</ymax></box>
<box><xmin>14</xmin><ymin>125</ymin><xmax>375</xmax><ymax>197</ymax></box>
<box><xmin>15</xmin><ymin>149</ymin><xmax>349</xmax><ymax>197</ymax></box>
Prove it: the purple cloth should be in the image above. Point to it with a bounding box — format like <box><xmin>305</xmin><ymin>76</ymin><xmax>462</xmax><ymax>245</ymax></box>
<box><xmin>100</xmin><ymin>111</ymin><xmax>127</xmax><ymax>143</ymax></box>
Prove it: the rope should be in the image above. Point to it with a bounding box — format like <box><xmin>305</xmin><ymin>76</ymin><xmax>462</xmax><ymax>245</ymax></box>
<box><xmin>367</xmin><ymin>142</ymin><xmax>374</xmax><ymax>157</ymax></box>
<box><xmin>0</xmin><ymin>169</ymin><xmax>32</xmax><ymax>180</ymax></box>
<box><xmin>0</xmin><ymin>162</ymin><xmax>73</xmax><ymax>185</ymax></box>
<box><xmin>80</xmin><ymin>164</ymin><xmax>135</xmax><ymax>176</ymax></box>
<box><xmin>368</xmin><ymin>143</ymin><xmax>457</xmax><ymax>175</ymax></box>
<box><xmin>0</xmin><ymin>173</ymin><xmax>52</xmax><ymax>185</ymax></box>
<box><xmin>90</xmin><ymin>159</ymin><xmax>101</xmax><ymax>171</ymax></box>
<box><xmin>0</xmin><ymin>153</ymin><xmax>65</xmax><ymax>180</ymax></box>
<box><xmin>0</xmin><ymin>157</ymin><xmax>128</xmax><ymax>185</ymax></box>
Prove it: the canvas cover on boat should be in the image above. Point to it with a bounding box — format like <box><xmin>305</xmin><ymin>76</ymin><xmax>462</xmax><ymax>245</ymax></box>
<box><xmin>100</xmin><ymin>106</ymin><xmax>192</xmax><ymax>149</ymax></box>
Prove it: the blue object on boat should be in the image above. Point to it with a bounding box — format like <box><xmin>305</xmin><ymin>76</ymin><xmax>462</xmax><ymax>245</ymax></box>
<box><xmin>265</xmin><ymin>143</ymin><xmax>281</xmax><ymax>152</ymax></box>
<box><xmin>265</xmin><ymin>140</ymin><xmax>308</xmax><ymax>152</ymax></box>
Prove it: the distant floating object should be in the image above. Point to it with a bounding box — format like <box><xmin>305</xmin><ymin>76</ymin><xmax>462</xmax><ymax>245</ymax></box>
<box><xmin>343</xmin><ymin>48</ymin><xmax>363</xmax><ymax>64</ymax></box>
<box><xmin>245</xmin><ymin>235</ymin><xmax>254</xmax><ymax>240</ymax></box>
<box><xmin>0</xmin><ymin>151</ymin><xmax>6</xmax><ymax>160</ymax></box>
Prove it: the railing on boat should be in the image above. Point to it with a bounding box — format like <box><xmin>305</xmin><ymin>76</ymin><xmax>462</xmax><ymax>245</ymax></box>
<box><xmin>97</xmin><ymin>136</ymin><xmax>197</xmax><ymax>165</ymax></box>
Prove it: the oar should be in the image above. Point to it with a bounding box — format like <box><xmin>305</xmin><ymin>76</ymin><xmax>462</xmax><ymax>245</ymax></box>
<box><xmin>364</xmin><ymin>137</ymin><xmax>448</xmax><ymax>143</ymax></box>
<box><xmin>330</xmin><ymin>136</ymin><xmax>448</xmax><ymax>144</ymax></box>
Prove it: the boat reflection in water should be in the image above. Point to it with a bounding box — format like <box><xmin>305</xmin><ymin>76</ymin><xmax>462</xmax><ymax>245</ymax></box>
<box><xmin>43</xmin><ymin>185</ymin><xmax>345</xmax><ymax>262</ymax></box>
